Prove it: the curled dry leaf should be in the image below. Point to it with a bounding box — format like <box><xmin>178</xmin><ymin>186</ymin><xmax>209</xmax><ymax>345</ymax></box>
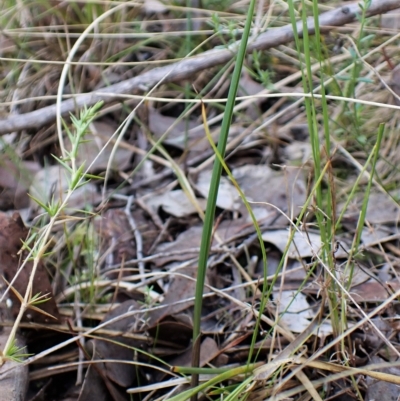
<box><xmin>262</xmin><ymin>229</ymin><xmax>350</xmax><ymax>259</ymax></box>
<box><xmin>350</xmin><ymin>280</ymin><xmax>399</xmax><ymax>303</ymax></box>
<box><xmin>273</xmin><ymin>290</ymin><xmax>333</xmax><ymax>336</ymax></box>
<box><xmin>195</xmin><ymin>170</ymin><xmax>240</xmax><ymax>211</ymax></box>
<box><xmin>170</xmin><ymin>337</ymin><xmax>219</xmax><ymax>370</ymax></box>
<box><xmin>232</xmin><ymin>165</ymin><xmax>306</xmax><ymax>224</ymax></box>
<box><xmin>146</xmin><ymin>189</ymin><xmax>206</xmax><ymax>218</ymax></box>
<box><xmin>146</xmin><ymin>266</ymin><xmax>202</xmax><ymax>327</ymax></box>
<box><xmin>261</xmin><ymin>251</ymin><xmax>308</xmax><ymax>282</ymax></box>
<box><xmin>0</xmin><ymin>157</ymin><xmax>40</xmax><ymax>210</ymax></box>
<box><xmin>148</xmin><ymin>107</ymin><xmax>208</xmax><ymax>154</ymax></box>
<box><xmin>194</xmin><ymin>165</ymin><xmax>306</xmax><ymax>225</ymax></box>
<box><xmin>262</xmin><ymin>229</ymin><xmax>322</xmax><ymax>258</ymax></box>
<box><xmin>154</xmin><ymin>220</ymin><xmax>247</xmax><ymax>267</ymax></box>
<box><xmin>365</xmin><ymin>356</ymin><xmax>400</xmax><ymax>401</ymax></box>
<box><xmin>339</xmin><ymin>191</ymin><xmax>400</xmax><ymax>226</ymax></box>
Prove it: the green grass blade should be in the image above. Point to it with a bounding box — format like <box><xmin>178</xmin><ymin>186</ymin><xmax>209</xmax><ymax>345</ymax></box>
<box><xmin>200</xmin><ymin>102</ymin><xmax>269</xmax><ymax>366</ymax></box>
<box><xmin>191</xmin><ymin>0</ymin><xmax>257</xmax><ymax>391</ymax></box>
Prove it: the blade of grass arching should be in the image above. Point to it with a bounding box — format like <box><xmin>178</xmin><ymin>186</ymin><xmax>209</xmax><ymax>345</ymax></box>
<box><xmin>334</xmin><ymin>148</ymin><xmax>376</xmax><ymax>231</ymax></box>
<box><xmin>345</xmin><ymin>123</ymin><xmax>384</xmax><ymax>286</ymax></box>
<box><xmin>200</xmin><ymin>102</ymin><xmax>269</xmax><ymax>368</ymax></box>
<box><xmin>169</xmin><ymin>365</ymin><xmax>255</xmax><ymax>401</ymax></box>
<box><xmin>338</xmin><ymin>124</ymin><xmax>384</xmax><ymax>374</ymax></box>
<box><xmin>190</xmin><ymin>0</ymin><xmax>257</xmax><ymax>395</ymax></box>
<box><xmin>172</xmin><ymin>364</ymin><xmax>260</xmax><ymax>375</ymax></box>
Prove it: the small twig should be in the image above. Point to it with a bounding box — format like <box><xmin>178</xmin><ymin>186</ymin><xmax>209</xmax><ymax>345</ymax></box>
<box><xmin>73</xmin><ymin>290</ymin><xmax>84</xmax><ymax>384</ymax></box>
<box><xmin>0</xmin><ymin>0</ymin><xmax>398</xmax><ymax>135</ymax></box>
<box><xmin>135</xmin><ymin>197</ymin><xmax>166</xmax><ymax>233</ymax></box>
<box><xmin>124</xmin><ymin>196</ymin><xmax>146</xmax><ymax>283</ymax></box>
<box><xmin>147</xmin><ymin>217</ymin><xmax>172</xmax><ymax>255</ymax></box>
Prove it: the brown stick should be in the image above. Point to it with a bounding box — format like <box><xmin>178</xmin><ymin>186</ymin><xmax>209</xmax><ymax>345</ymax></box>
<box><xmin>0</xmin><ymin>0</ymin><xmax>398</xmax><ymax>135</ymax></box>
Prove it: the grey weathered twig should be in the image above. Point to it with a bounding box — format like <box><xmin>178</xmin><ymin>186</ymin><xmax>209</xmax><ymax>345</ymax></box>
<box><xmin>0</xmin><ymin>0</ymin><xmax>398</xmax><ymax>135</ymax></box>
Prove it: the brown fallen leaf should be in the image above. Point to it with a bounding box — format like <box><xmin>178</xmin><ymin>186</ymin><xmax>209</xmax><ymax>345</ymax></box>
<box><xmin>0</xmin><ymin>157</ymin><xmax>40</xmax><ymax>210</ymax></box>
<box><xmin>148</xmin><ymin>106</ymin><xmax>207</xmax><ymax>154</ymax></box>
<box><xmin>381</xmin><ymin>9</ymin><xmax>400</xmax><ymax>31</ymax></box>
<box><xmin>94</xmin><ymin>209</ymin><xmax>137</xmax><ymax>270</ymax></box>
<box><xmin>350</xmin><ymin>280</ymin><xmax>398</xmax><ymax>303</ymax></box>
<box><xmin>29</xmin><ymin>165</ymin><xmax>100</xmax><ymax>215</ymax></box>
<box><xmin>154</xmin><ymin>219</ymin><xmax>247</xmax><ymax>267</ymax></box>
<box><xmin>80</xmin><ymin>300</ymin><xmax>147</xmax><ymax>400</ymax></box>
<box><xmin>339</xmin><ymin>191</ymin><xmax>400</xmax><ymax>226</ymax></box>
<box><xmin>146</xmin><ymin>266</ymin><xmax>202</xmax><ymax>327</ymax></box>
<box><xmin>171</xmin><ymin>336</ymin><xmax>220</xmax><ymax>369</ymax></box>
<box><xmin>365</xmin><ymin>355</ymin><xmax>400</xmax><ymax>401</ymax></box>
<box><xmin>232</xmin><ymin>165</ymin><xmax>307</xmax><ymax>225</ymax></box>
<box><xmin>0</xmin><ymin>212</ymin><xmax>60</xmax><ymax>323</ymax></box>
<box><xmin>152</xmin><ymin>333</ymin><xmax>218</xmax><ymax>384</ymax></box>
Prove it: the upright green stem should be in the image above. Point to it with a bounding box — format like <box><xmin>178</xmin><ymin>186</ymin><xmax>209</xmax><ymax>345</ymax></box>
<box><xmin>190</xmin><ymin>0</ymin><xmax>256</xmax><ymax>395</ymax></box>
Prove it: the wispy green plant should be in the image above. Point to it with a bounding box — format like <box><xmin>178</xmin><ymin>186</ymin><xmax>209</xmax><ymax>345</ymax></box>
<box><xmin>251</xmin><ymin>50</ymin><xmax>275</xmax><ymax>89</ymax></box>
<box><xmin>340</xmin><ymin>124</ymin><xmax>384</xmax><ymax>348</ymax></box>
<box><xmin>287</xmin><ymin>1</ymin><xmax>386</xmax><ymax>382</ymax></box>
<box><xmin>287</xmin><ymin>0</ymin><xmax>341</xmax><ymax>336</ymax></box>
<box><xmin>55</xmin><ymin>102</ymin><xmax>104</xmax><ymax>182</ymax></box>
<box><xmin>1</xmin><ymin>338</ymin><xmax>32</xmax><ymax>364</ymax></box>
<box><xmin>0</xmin><ymin>102</ymin><xmax>104</xmax><ymax>367</ymax></box>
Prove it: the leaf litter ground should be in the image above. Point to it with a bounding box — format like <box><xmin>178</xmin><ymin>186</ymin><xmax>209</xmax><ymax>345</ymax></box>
<box><xmin>1</xmin><ymin>2</ymin><xmax>400</xmax><ymax>401</ymax></box>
